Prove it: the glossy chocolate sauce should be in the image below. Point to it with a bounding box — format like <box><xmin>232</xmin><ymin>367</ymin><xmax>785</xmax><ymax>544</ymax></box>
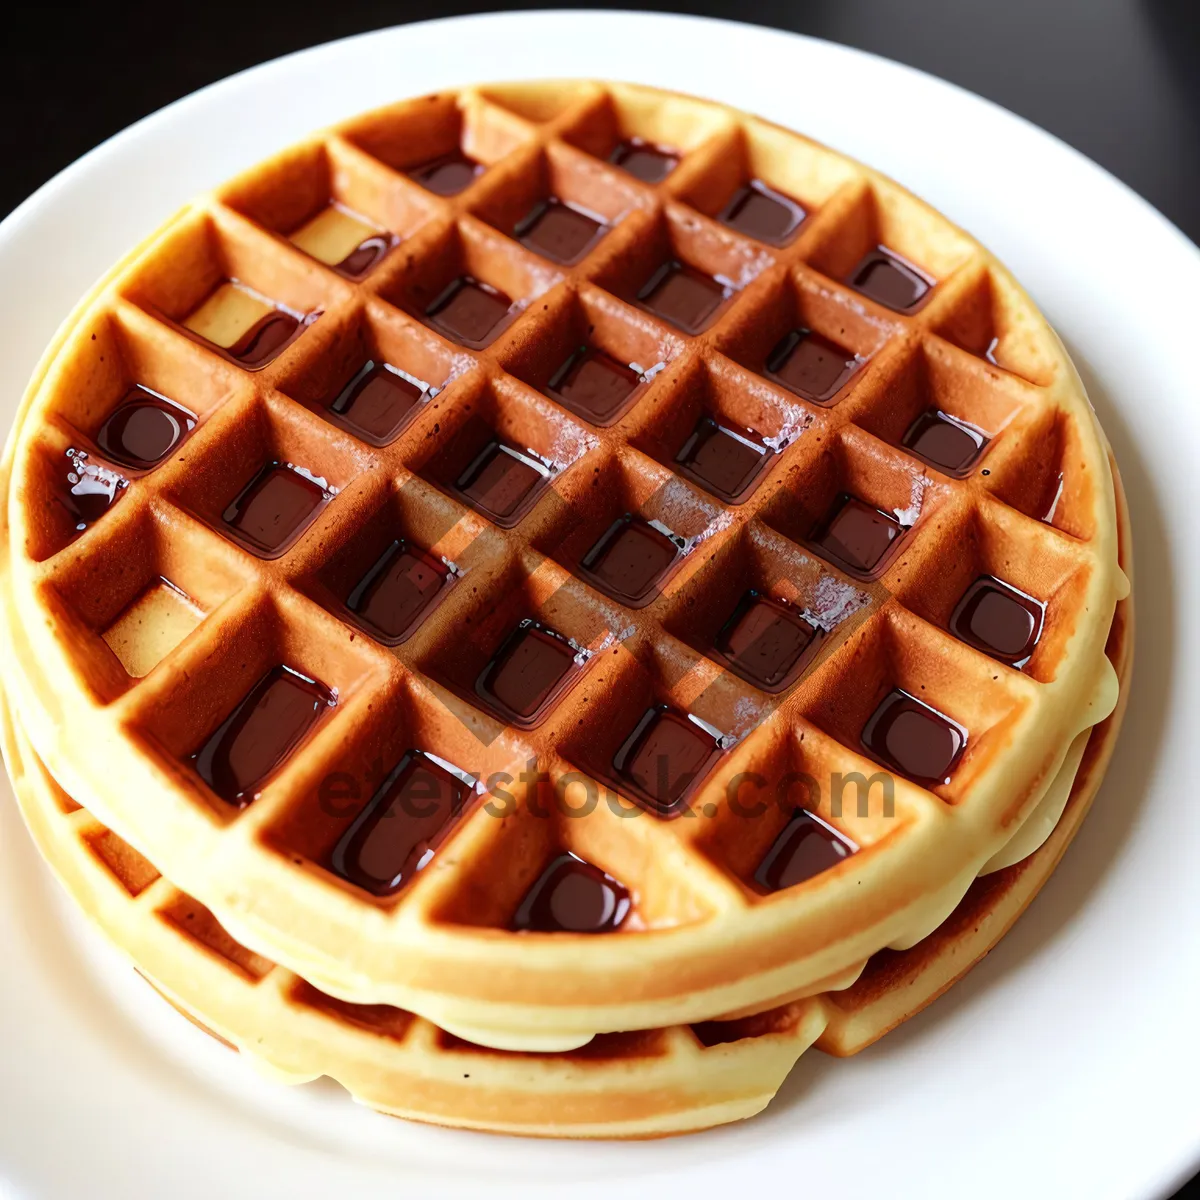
<box><xmin>860</xmin><ymin>688</ymin><xmax>967</xmax><ymax>786</ymax></box>
<box><xmin>222</xmin><ymin>462</ymin><xmax>331</xmax><ymax>557</ymax></box>
<box><xmin>637</xmin><ymin>261</ymin><xmax>731</xmax><ymax>334</ymax></box>
<box><xmin>475</xmin><ymin>620</ymin><xmax>587</xmax><ymax>727</ymax></box>
<box><xmin>408</xmin><ymin>150</ymin><xmax>483</xmax><ymax>197</ymax></box>
<box><xmin>455</xmin><ymin>441</ymin><xmax>550</xmax><ymax>528</ymax></box>
<box><xmin>767</xmin><ymin>328</ymin><xmax>860</xmax><ymax>405</ymax></box>
<box><xmin>714</xmin><ymin>591</ymin><xmax>822</xmax><ymax>693</ymax></box>
<box><xmin>335</xmin><ymin>233</ymin><xmax>395</xmax><ymax>280</ymax></box>
<box><xmin>512</xmin><ymin>853</ymin><xmax>632</xmax><ymax>933</ymax></box>
<box><xmin>191</xmin><ymin>665</ymin><xmax>334</xmax><ymax>806</ymax></box>
<box><xmin>718</xmin><ymin>179</ymin><xmax>806</xmax><ymax>246</ymax></box>
<box><xmin>811</xmin><ymin>494</ymin><xmax>906</xmax><ymax>579</ymax></box>
<box><xmin>949</xmin><ymin>575</ymin><xmax>1044</xmax><ymax>667</ymax></box>
<box><xmin>425</xmin><ymin>276</ymin><xmax>513</xmax><ymax>347</ymax></box>
<box><xmin>329</xmin><ymin>360</ymin><xmax>430</xmax><ymax>446</ymax></box>
<box><xmin>514</xmin><ymin>198</ymin><xmax>605</xmax><ymax>264</ymax></box>
<box><xmin>61</xmin><ymin>448</ymin><xmax>128</xmax><ymax>531</ymax></box>
<box><xmin>547</xmin><ymin>346</ymin><xmax>643</xmax><ymax>425</ymax></box>
<box><xmin>329</xmin><ymin>751</ymin><xmax>472</xmax><ymax>896</ymax></box>
<box><xmin>613</xmin><ymin>705</ymin><xmax>726</xmax><ymax>817</ymax></box>
<box><xmin>903</xmin><ymin>409</ymin><xmax>988</xmax><ymax>476</ymax></box>
<box><xmin>228</xmin><ymin>310</ymin><xmax>303</xmax><ymax>369</ymax></box>
<box><xmin>96</xmin><ymin>386</ymin><xmax>196</xmax><ymax>469</ymax></box>
<box><xmin>846</xmin><ymin>247</ymin><xmax>933</xmax><ymax>312</ymax></box>
<box><xmin>345</xmin><ymin>539</ymin><xmax>454</xmax><ymax>645</ymax></box>
<box><xmin>675</xmin><ymin>416</ymin><xmax>773</xmax><ymax>504</ymax></box>
<box><xmin>754</xmin><ymin>808</ymin><xmax>856</xmax><ymax>892</ymax></box>
<box><xmin>579</xmin><ymin>515</ymin><xmax>683</xmax><ymax>607</ymax></box>
<box><xmin>608</xmin><ymin>137</ymin><xmax>678</xmax><ymax>184</ymax></box>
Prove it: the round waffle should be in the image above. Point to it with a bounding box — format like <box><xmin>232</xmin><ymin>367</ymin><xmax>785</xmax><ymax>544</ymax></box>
<box><xmin>0</xmin><ymin>544</ymin><xmax>1130</xmax><ymax>1135</ymax></box>
<box><xmin>0</xmin><ymin>81</ymin><xmax>1128</xmax><ymax>1050</ymax></box>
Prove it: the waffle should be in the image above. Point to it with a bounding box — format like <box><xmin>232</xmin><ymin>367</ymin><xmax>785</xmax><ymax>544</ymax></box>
<box><xmin>0</xmin><ymin>81</ymin><xmax>1129</xmax><ymax>1051</ymax></box>
<box><xmin>0</xmin><ymin>547</ymin><xmax>1130</xmax><ymax>1135</ymax></box>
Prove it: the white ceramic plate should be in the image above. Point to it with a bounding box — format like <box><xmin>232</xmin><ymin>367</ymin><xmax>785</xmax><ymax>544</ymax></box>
<box><xmin>1</xmin><ymin>13</ymin><xmax>1196</xmax><ymax>1199</ymax></box>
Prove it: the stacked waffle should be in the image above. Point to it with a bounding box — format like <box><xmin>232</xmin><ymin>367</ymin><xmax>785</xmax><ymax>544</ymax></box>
<box><xmin>0</xmin><ymin>81</ymin><xmax>1131</xmax><ymax>1137</ymax></box>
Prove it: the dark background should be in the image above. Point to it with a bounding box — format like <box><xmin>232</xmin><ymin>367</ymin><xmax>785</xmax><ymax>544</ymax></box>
<box><xmin>3</xmin><ymin>1</ymin><xmax>1197</xmax><ymax>1194</ymax></box>
<box><xmin>3</xmin><ymin>0</ymin><xmax>1197</xmax><ymax>244</ymax></box>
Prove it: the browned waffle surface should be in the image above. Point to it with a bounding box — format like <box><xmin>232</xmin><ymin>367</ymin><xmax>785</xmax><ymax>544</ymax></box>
<box><xmin>0</xmin><ymin>536</ymin><xmax>1130</xmax><ymax>1134</ymax></box>
<box><xmin>3</xmin><ymin>699</ymin><xmax>825</xmax><ymax>1138</ymax></box>
<box><xmin>1</xmin><ymin>81</ymin><xmax>1127</xmax><ymax>1047</ymax></box>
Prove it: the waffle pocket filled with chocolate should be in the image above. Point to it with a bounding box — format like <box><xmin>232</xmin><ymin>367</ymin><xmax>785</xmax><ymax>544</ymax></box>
<box><xmin>0</xmin><ymin>81</ymin><xmax>1130</xmax><ymax>1131</ymax></box>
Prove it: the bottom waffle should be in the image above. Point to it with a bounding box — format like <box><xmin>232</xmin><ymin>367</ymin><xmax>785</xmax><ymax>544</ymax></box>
<box><xmin>0</xmin><ymin>567</ymin><xmax>1129</xmax><ymax>1137</ymax></box>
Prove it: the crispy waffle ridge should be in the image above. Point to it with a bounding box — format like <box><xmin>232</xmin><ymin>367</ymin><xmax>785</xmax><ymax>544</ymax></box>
<box><xmin>0</xmin><ymin>80</ymin><xmax>1129</xmax><ymax>1051</ymax></box>
<box><xmin>0</xmin><ymin>558</ymin><xmax>1130</xmax><ymax>1136</ymax></box>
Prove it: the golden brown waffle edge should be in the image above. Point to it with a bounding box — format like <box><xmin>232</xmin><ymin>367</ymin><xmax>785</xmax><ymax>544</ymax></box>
<box><xmin>0</xmin><ymin>505</ymin><xmax>1131</xmax><ymax>1135</ymax></box>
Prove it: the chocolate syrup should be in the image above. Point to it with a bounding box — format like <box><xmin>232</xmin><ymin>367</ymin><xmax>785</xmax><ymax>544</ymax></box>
<box><xmin>608</xmin><ymin>138</ymin><xmax>678</xmax><ymax>184</ymax></box>
<box><xmin>60</xmin><ymin>448</ymin><xmax>128</xmax><ymax>531</ymax></box>
<box><xmin>475</xmin><ymin>619</ymin><xmax>587</xmax><ymax>727</ymax></box>
<box><xmin>228</xmin><ymin>310</ymin><xmax>303</xmax><ymax>369</ymax></box>
<box><xmin>455</xmin><ymin>441</ymin><xmax>551</xmax><ymax>528</ymax></box>
<box><xmin>579</xmin><ymin>516</ymin><xmax>683</xmax><ymax>607</ymax></box>
<box><xmin>328</xmin><ymin>360</ymin><xmax>430</xmax><ymax>446</ymax></box>
<box><xmin>408</xmin><ymin>150</ymin><xmax>483</xmax><ymax>197</ymax></box>
<box><xmin>767</xmin><ymin>328</ymin><xmax>860</xmax><ymax>405</ymax></box>
<box><xmin>64</xmin><ymin>466</ymin><xmax>123</xmax><ymax>525</ymax></box>
<box><xmin>547</xmin><ymin>346</ymin><xmax>643</xmax><ymax>425</ymax></box>
<box><xmin>96</xmin><ymin>386</ymin><xmax>196</xmax><ymax>469</ymax></box>
<box><xmin>329</xmin><ymin>750</ymin><xmax>472</xmax><ymax>895</ymax></box>
<box><xmin>222</xmin><ymin>462</ymin><xmax>331</xmax><ymax>558</ymax></box>
<box><xmin>949</xmin><ymin>576</ymin><xmax>1044</xmax><ymax>667</ymax></box>
<box><xmin>860</xmin><ymin>688</ymin><xmax>967</xmax><ymax>786</ymax></box>
<box><xmin>613</xmin><ymin>705</ymin><xmax>726</xmax><ymax>817</ymax></box>
<box><xmin>345</xmin><ymin>539</ymin><xmax>453</xmax><ymax>645</ymax></box>
<box><xmin>846</xmin><ymin>247</ymin><xmax>933</xmax><ymax>312</ymax></box>
<box><xmin>714</xmin><ymin>591</ymin><xmax>822</xmax><ymax>693</ymax></box>
<box><xmin>718</xmin><ymin>179</ymin><xmax>806</xmax><ymax>246</ymax></box>
<box><xmin>675</xmin><ymin>417</ymin><xmax>773</xmax><ymax>504</ymax></box>
<box><xmin>903</xmin><ymin>409</ymin><xmax>988</xmax><ymax>476</ymax></box>
<box><xmin>335</xmin><ymin>233</ymin><xmax>395</xmax><ymax>280</ymax></box>
<box><xmin>191</xmin><ymin>665</ymin><xmax>334</xmax><ymax>806</ymax></box>
<box><xmin>512</xmin><ymin>853</ymin><xmax>632</xmax><ymax>933</ymax></box>
<box><xmin>511</xmin><ymin>854</ymin><xmax>633</xmax><ymax>936</ymax></box>
<box><xmin>754</xmin><ymin>809</ymin><xmax>856</xmax><ymax>892</ymax></box>
<box><xmin>514</xmin><ymin>198</ymin><xmax>605</xmax><ymax>264</ymax></box>
<box><xmin>425</xmin><ymin>276</ymin><xmax>513</xmax><ymax>347</ymax></box>
<box><xmin>637</xmin><ymin>260</ymin><xmax>731</xmax><ymax>334</ymax></box>
<box><xmin>810</xmin><ymin>494</ymin><xmax>906</xmax><ymax>579</ymax></box>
